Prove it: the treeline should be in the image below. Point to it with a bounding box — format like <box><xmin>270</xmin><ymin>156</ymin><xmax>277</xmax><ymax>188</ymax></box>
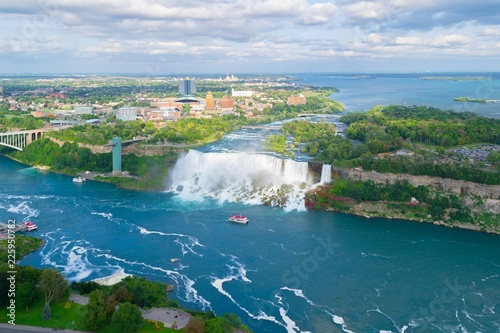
<box><xmin>11</xmin><ymin>138</ymin><xmax>111</xmax><ymax>173</ymax></box>
<box><xmin>153</xmin><ymin>116</ymin><xmax>243</xmax><ymax>143</ymax></box>
<box><xmin>0</xmin><ymin>115</ymin><xmax>43</xmax><ymax>132</ymax></box>
<box><xmin>306</xmin><ymin>179</ymin><xmax>500</xmax><ymax>231</ymax></box>
<box><xmin>47</xmin><ymin>120</ymin><xmax>157</xmax><ymax>145</ymax></box>
<box><xmin>70</xmin><ymin>277</ymin><xmax>250</xmax><ymax>333</ymax></box>
<box><xmin>47</xmin><ymin>115</ymin><xmax>269</xmax><ymax>146</ymax></box>
<box><xmin>342</xmin><ymin>105</ymin><xmax>500</xmax><ymax>147</ymax></box>
<box><xmin>264</xmin><ymin>95</ymin><xmax>344</xmax><ymax>118</ymax></box>
<box><xmin>267</xmin><ymin>108</ymin><xmax>500</xmax><ymax>184</ymax></box>
<box><xmin>340</xmin><ymin>156</ymin><xmax>500</xmax><ymax>185</ymax></box>
<box><xmin>9</xmin><ymin>138</ymin><xmax>177</xmax><ymax>190</ymax></box>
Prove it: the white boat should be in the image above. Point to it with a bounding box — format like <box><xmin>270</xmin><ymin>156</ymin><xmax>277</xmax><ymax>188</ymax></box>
<box><xmin>22</xmin><ymin>221</ymin><xmax>38</xmax><ymax>231</ymax></box>
<box><xmin>229</xmin><ymin>215</ymin><xmax>249</xmax><ymax>224</ymax></box>
<box><xmin>72</xmin><ymin>176</ymin><xmax>85</xmax><ymax>183</ymax></box>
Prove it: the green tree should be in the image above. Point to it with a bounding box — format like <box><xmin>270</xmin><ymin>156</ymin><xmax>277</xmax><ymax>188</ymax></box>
<box><xmin>185</xmin><ymin>316</ymin><xmax>206</xmax><ymax>333</ymax></box>
<box><xmin>111</xmin><ymin>302</ymin><xmax>144</xmax><ymax>333</ymax></box>
<box><xmin>106</xmin><ymin>294</ymin><xmax>118</xmax><ymax>319</ymax></box>
<box><xmin>114</xmin><ymin>285</ymin><xmax>133</xmax><ymax>303</ymax></box>
<box><xmin>17</xmin><ymin>282</ymin><xmax>38</xmax><ymax>311</ymax></box>
<box><xmin>39</xmin><ymin>269</ymin><xmax>67</xmax><ymax>308</ymax></box>
<box><xmin>205</xmin><ymin>317</ymin><xmax>232</xmax><ymax>333</ymax></box>
<box><xmin>84</xmin><ymin>289</ymin><xmax>107</xmax><ymax>330</ymax></box>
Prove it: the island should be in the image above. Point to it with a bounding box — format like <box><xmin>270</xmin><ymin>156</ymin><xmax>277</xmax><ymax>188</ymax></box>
<box><xmin>454</xmin><ymin>96</ymin><xmax>487</xmax><ymax>103</ymax></box>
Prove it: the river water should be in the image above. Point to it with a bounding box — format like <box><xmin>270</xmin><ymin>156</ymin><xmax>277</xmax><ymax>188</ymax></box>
<box><xmin>294</xmin><ymin>73</ymin><xmax>500</xmax><ymax>118</ymax></box>
<box><xmin>1</xmin><ymin>73</ymin><xmax>500</xmax><ymax>332</ymax></box>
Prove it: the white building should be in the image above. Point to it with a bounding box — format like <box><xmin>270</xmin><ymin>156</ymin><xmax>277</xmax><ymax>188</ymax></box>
<box><xmin>231</xmin><ymin>88</ymin><xmax>253</xmax><ymax>97</ymax></box>
<box><xmin>74</xmin><ymin>105</ymin><xmax>93</xmax><ymax>115</ymax></box>
<box><xmin>117</xmin><ymin>106</ymin><xmax>137</xmax><ymax>121</ymax></box>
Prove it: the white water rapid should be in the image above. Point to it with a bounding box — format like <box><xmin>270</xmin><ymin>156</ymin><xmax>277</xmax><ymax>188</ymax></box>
<box><xmin>168</xmin><ymin>150</ymin><xmax>315</xmax><ymax>211</ymax></box>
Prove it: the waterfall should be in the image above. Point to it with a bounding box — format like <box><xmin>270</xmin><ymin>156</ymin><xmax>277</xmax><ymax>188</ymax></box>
<box><xmin>320</xmin><ymin>164</ymin><xmax>331</xmax><ymax>184</ymax></box>
<box><xmin>168</xmin><ymin>150</ymin><xmax>313</xmax><ymax>210</ymax></box>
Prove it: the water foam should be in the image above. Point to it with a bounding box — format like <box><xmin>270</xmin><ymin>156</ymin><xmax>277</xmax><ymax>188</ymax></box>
<box><xmin>98</xmin><ymin>252</ymin><xmax>211</xmax><ymax>310</ymax></box>
<box><xmin>7</xmin><ymin>201</ymin><xmax>39</xmax><ymax>218</ymax></box>
<box><xmin>39</xmin><ymin>231</ymin><xmax>117</xmax><ymax>282</ymax></box>
<box><xmin>91</xmin><ymin>211</ymin><xmax>114</xmax><ymax>220</ymax></box>
<box><xmin>320</xmin><ymin>164</ymin><xmax>332</xmax><ymax>184</ymax></box>
<box><xmin>136</xmin><ymin>226</ymin><xmax>205</xmax><ymax>257</ymax></box>
<box><xmin>168</xmin><ymin>150</ymin><xmax>314</xmax><ymax>211</ymax></box>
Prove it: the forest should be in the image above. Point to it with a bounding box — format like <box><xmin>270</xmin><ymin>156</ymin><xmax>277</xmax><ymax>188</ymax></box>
<box><xmin>263</xmin><ymin>106</ymin><xmax>500</xmax><ymax>185</ymax></box>
<box><xmin>305</xmin><ymin>179</ymin><xmax>499</xmax><ymax>233</ymax></box>
<box><xmin>0</xmin><ymin>114</ymin><xmax>43</xmax><ymax>132</ymax></box>
<box><xmin>341</xmin><ymin>105</ymin><xmax>500</xmax><ymax>147</ymax></box>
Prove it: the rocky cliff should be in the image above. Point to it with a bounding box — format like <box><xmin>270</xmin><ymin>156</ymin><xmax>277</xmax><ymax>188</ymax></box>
<box><xmin>330</xmin><ymin>166</ymin><xmax>500</xmax><ymax>200</ymax></box>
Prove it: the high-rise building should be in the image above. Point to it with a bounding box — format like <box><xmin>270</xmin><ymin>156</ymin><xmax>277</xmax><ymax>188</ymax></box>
<box><xmin>179</xmin><ymin>78</ymin><xmax>196</xmax><ymax>96</ymax></box>
<box><xmin>0</xmin><ymin>86</ymin><xmax>3</xmax><ymax>95</ymax></box>
<box><xmin>205</xmin><ymin>91</ymin><xmax>214</xmax><ymax>110</ymax></box>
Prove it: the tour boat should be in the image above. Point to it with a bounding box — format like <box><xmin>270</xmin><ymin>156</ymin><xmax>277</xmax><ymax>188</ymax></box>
<box><xmin>229</xmin><ymin>215</ymin><xmax>249</xmax><ymax>224</ymax></box>
<box><xmin>72</xmin><ymin>176</ymin><xmax>85</xmax><ymax>183</ymax></box>
<box><xmin>22</xmin><ymin>221</ymin><xmax>38</xmax><ymax>231</ymax></box>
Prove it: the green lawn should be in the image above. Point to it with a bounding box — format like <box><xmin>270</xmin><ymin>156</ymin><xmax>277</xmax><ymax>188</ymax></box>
<box><xmin>0</xmin><ymin>298</ymin><xmax>86</xmax><ymax>330</ymax></box>
<box><xmin>0</xmin><ymin>297</ymin><xmax>185</xmax><ymax>332</ymax></box>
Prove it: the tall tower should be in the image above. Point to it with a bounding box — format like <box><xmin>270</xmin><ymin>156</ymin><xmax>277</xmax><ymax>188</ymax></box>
<box><xmin>179</xmin><ymin>78</ymin><xmax>196</xmax><ymax>96</ymax></box>
<box><xmin>205</xmin><ymin>91</ymin><xmax>214</xmax><ymax>110</ymax></box>
<box><xmin>112</xmin><ymin>137</ymin><xmax>122</xmax><ymax>173</ymax></box>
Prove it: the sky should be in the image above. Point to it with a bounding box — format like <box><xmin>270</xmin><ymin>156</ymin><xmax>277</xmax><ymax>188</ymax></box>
<box><xmin>1</xmin><ymin>0</ymin><xmax>500</xmax><ymax>74</ymax></box>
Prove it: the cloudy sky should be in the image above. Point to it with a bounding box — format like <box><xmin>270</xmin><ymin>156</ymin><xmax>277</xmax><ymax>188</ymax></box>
<box><xmin>1</xmin><ymin>0</ymin><xmax>500</xmax><ymax>74</ymax></box>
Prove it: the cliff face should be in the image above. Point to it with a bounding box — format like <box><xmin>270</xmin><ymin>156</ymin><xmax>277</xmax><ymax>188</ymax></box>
<box><xmin>331</xmin><ymin>166</ymin><xmax>500</xmax><ymax>200</ymax></box>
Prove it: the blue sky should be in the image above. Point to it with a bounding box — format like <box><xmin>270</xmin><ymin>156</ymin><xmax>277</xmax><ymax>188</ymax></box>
<box><xmin>1</xmin><ymin>0</ymin><xmax>500</xmax><ymax>74</ymax></box>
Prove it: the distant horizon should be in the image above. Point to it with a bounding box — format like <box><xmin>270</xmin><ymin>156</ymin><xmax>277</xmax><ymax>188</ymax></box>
<box><xmin>2</xmin><ymin>71</ymin><xmax>500</xmax><ymax>77</ymax></box>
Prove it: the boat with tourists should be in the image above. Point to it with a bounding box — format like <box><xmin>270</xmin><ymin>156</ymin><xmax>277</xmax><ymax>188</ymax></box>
<box><xmin>73</xmin><ymin>176</ymin><xmax>85</xmax><ymax>183</ymax></box>
<box><xmin>229</xmin><ymin>215</ymin><xmax>249</xmax><ymax>224</ymax></box>
<box><xmin>22</xmin><ymin>221</ymin><xmax>38</xmax><ymax>231</ymax></box>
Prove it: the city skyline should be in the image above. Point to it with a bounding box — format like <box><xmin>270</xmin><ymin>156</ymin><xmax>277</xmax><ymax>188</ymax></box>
<box><xmin>1</xmin><ymin>0</ymin><xmax>500</xmax><ymax>74</ymax></box>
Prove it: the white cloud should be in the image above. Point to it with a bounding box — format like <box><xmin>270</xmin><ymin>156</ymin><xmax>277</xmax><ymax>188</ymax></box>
<box><xmin>299</xmin><ymin>3</ymin><xmax>337</xmax><ymax>25</ymax></box>
<box><xmin>343</xmin><ymin>1</ymin><xmax>391</xmax><ymax>20</ymax></box>
<box><xmin>0</xmin><ymin>0</ymin><xmax>500</xmax><ymax>72</ymax></box>
<box><xmin>482</xmin><ymin>27</ymin><xmax>500</xmax><ymax>36</ymax></box>
<box><xmin>433</xmin><ymin>34</ymin><xmax>471</xmax><ymax>47</ymax></box>
<box><xmin>394</xmin><ymin>36</ymin><xmax>422</xmax><ymax>45</ymax></box>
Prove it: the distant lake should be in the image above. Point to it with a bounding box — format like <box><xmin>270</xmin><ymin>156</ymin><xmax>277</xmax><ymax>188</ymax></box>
<box><xmin>293</xmin><ymin>73</ymin><xmax>500</xmax><ymax>118</ymax></box>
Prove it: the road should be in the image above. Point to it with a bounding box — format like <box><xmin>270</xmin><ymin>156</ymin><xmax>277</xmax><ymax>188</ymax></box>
<box><xmin>0</xmin><ymin>324</ymin><xmax>92</xmax><ymax>333</ymax></box>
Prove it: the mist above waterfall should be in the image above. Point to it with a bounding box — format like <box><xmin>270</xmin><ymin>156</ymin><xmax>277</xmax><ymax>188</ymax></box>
<box><xmin>167</xmin><ymin>150</ymin><xmax>316</xmax><ymax>211</ymax></box>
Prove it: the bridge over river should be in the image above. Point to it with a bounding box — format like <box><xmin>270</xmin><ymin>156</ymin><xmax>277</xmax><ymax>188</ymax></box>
<box><xmin>0</xmin><ymin>129</ymin><xmax>49</xmax><ymax>151</ymax></box>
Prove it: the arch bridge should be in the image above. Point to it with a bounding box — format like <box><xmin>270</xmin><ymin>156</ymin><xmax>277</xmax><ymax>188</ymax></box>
<box><xmin>0</xmin><ymin>129</ymin><xmax>48</xmax><ymax>151</ymax></box>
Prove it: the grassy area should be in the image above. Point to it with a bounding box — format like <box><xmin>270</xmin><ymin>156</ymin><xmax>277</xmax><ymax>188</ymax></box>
<box><xmin>0</xmin><ymin>235</ymin><xmax>43</xmax><ymax>262</ymax></box>
<box><xmin>0</xmin><ymin>298</ymin><xmax>86</xmax><ymax>330</ymax></box>
<box><xmin>0</xmin><ymin>297</ymin><xmax>185</xmax><ymax>332</ymax></box>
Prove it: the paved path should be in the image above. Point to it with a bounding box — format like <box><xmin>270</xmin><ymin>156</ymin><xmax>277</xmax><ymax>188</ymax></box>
<box><xmin>142</xmin><ymin>308</ymin><xmax>191</xmax><ymax>329</ymax></box>
<box><xmin>68</xmin><ymin>293</ymin><xmax>89</xmax><ymax>305</ymax></box>
<box><xmin>0</xmin><ymin>323</ymin><xmax>92</xmax><ymax>333</ymax></box>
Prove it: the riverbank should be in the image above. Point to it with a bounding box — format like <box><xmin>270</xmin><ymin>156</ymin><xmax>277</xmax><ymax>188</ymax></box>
<box><xmin>0</xmin><ymin>234</ymin><xmax>44</xmax><ymax>262</ymax></box>
<box><xmin>92</xmin><ymin>268</ymin><xmax>131</xmax><ymax>286</ymax></box>
<box><xmin>1</xmin><ymin>144</ymin><xmax>177</xmax><ymax>191</ymax></box>
<box><xmin>306</xmin><ymin>181</ymin><xmax>500</xmax><ymax>235</ymax></box>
